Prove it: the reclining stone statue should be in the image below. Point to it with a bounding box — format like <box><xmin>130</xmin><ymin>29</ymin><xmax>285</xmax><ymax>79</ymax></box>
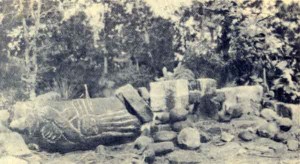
<box><xmin>10</xmin><ymin>85</ymin><xmax>153</xmax><ymax>152</ymax></box>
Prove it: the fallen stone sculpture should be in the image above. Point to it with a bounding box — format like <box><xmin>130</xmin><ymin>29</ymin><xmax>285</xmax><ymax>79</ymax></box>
<box><xmin>10</xmin><ymin>97</ymin><xmax>142</xmax><ymax>152</ymax></box>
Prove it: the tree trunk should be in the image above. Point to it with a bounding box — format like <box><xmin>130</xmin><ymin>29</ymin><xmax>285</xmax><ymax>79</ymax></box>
<box><xmin>20</xmin><ymin>0</ymin><xmax>42</xmax><ymax>99</ymax></box>
<box><xmin>103</xmin><ymin>56</ymin><xmax>108</xmax><ymax>75</ymax></box>
<box><xmin>135</xmin><ymin>58</ymin><xmax>140</xmax><ymax>72</ymax></box>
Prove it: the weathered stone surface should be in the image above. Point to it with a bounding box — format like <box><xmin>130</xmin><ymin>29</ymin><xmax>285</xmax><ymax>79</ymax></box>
<box><xmin>217</xmin><ymin>85</ymin><xmax>263</xmax><ymax>115</ymax></box>
<box><xmin>10</xmin><ymin>97</ymin><xmax>141</xmax><ymax>152</ymax></box>
<box><xmin>116</xmin><ymin>84</ymin><xmax>153</xmax><ymax>123</ymax></box>
<box><xmin>0</xmin><ymin>156</ymin><xmax>28</xmax><ymax>164</ymax></box>
<box><xmin>257</xmin><ymin>122</ymin><xmax>279</xmax><ymax>138</ymax></box>
<box><xmin>27</xmin><ymin>143</ymin><xmax>40</xmax><ymax>151</ymax></box>
<box><xmin>153</xmin><ymin>131</ymin><xmax>177</xmax><ymax>142</ymax></box>
<box><xmin>260</xmin><ymin>108</ymin><xmax>279</xmax><ymax>121</ymax></box>
<box><xmin>0</xmin><ymin>110</ymin><xmax>10</xmax><ymax>124</ymax></box>
<box><xmin>154</xmin><ymin>112</ymin><xmax>170</xmax><ymax>124</ymax></box>
<box><xmin>0</xmin><ymin>123</ymin><xmax>10</xmax><ymax>133</ymax></box>
<box><xmin>200</xmin><ymin>132</ymin><xmax>211</xmax><ymax>143</ymax></box>
<box><xmin>0</xmin><ymin>132</ymin><xmax>31</xmax><ymax>156</ymax></box>
<box><xmin>177</xmin><ymin>127</ymin><xmax>200</xmax><ymax>149</ymax></box>
<box><xmin>167</xmin><ymin>150</ymin><xmax>202</xmax><ymax>163</ymax></box>
<box><xmin>189</xmin><ymin>90</ymin><xmax>202</xmax><ymax>104</ymax></box>
<box><xmin>218</xmin><ymin>104</ymin><xmax>243</xmax><ymax>122</ymax></box>
<box><xmin>151</xmin><ymin>124</ymin><xmax>173</xmax><ymax>133</ymax></box>
<box><xmin>134</xmin><ymin>136</ymin><xmax>154</xmax><ymax>151</ymax></box>
<box><xmin>171</xmin><ymin>120</ymin><xmax>194</xmax><ymax>132</ymax></box>
<box><xmin>137</xmin><ymin>87</ymin><xmax>150</xmax><ymax>101</ymax></box>
<box><xmin>274</xmin><ymin>133</ymin><xmax>288</xmax><ymax>142</ymax></box>
<box><xmin>169</xmin><ymin>108</ymin><xmax>188</xmax><ymax>122</ymax></box>
<box><xmin>276</xmin><ymin>103</ymin><xmax>300</xmax><ymax>127</ymax></box>
<box><xmin>277</xmin><ymin>117</ymin><xmax>293</xmax><ymax>131</ymax></box>
<box><xmin>143</xmin><ymin>148</ymin><xmax>155</xmax><ymax>163</ymax></box>
<box><xmin>287</xmin><ymin>139</ymin><xmax>298</xmax><ymax>151</ymax></box>
<box><xmin>95</xmin><ymin>145</ymin><xmax>106</xmax><ymax>154</ymax></box>
<box><xmin>206</xmin><ymin>127</ymin><xmax>222</xmax><ymax>136</ymax></box>
<box><xmin>242</xmin><ymin>138</ymin><xmax>287</xmax><ymax>154</ymax></box>
<box><xmin>238</xmin><ymin>131</ymin><xmax>256</xmax><ymax>142</ymax></box>
<box><xmin>221</xmin><ymin>132</ymin><xmax>235</xmax><ymax>142</ymax></box>
<box><xmin>148</xmin><ymin>142</ymin><xmax>175</xmax><ymax>155</ymax></box>
<box><xmin>150</xmin><ymin>79</ymin><xmax>189</xmax><ymax>112</ymax></box>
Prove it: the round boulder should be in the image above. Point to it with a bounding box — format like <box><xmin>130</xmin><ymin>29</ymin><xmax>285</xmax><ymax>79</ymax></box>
<box><xmin>134</xmin><ymin>136</ymin><xmax>154</xmax><ymax>151</ymax></box>
<box><xmin>170</xmin><ymin>108</ymin><xmax>188</xmax><ymax>122</ymax></box>
<box><xmin>171</xmin><ymin>120</ymin><xmax>193</xmax><ymax>132</ymax></box>
<box><xmin>277</xmin><ymin>117</ymin><xmax>293</xmax><ymax>132</ymax></box>
<box><xmin>257</xmin><ymin>122</ymin><xmax>279</xmax><ymax>138</ymax></box>
<box><xmin>177</xmin><ymin>127</ymin><xmax>200</xmax><ymax>149</ymax></box>
<box><xmin>238</xmin><ymin>131</ymin><xmax>256</xmax><ymax>142</ymax></box>
<box><xmin>260</xmin><ymin>108</ymin><xmax>279</xmax><ymax>121</ymax></box>
<box><xmin>153</xmin><ymin>131</ymin><xmax>177</xmax><ymax>142</ymax></box>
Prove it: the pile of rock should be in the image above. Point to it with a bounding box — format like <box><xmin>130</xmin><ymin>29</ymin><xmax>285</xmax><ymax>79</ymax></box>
<box><xmin>255</xmin><ymin>103</ymin><xmax>300</xmax><ymax>151</ymax></box>
<box><xmin>4</xmin><ymin>77</ymin><xmax>300</xmax><ymax>163</ymax></box>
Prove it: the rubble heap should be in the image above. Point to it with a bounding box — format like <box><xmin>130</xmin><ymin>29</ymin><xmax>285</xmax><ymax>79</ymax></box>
<box><xmin>1</xmin><ymin>78</ymin><xmax>300</xmax><ymax>163</ymax></box>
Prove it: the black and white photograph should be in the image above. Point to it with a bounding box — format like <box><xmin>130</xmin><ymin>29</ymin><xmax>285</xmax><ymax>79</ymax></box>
<box><xmin>0</xmin><ymin>0</ymin><xmax>299</xmax><ymax>163</ymax></box>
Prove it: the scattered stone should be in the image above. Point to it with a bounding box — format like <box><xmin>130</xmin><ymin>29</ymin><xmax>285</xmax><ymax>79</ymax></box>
<box><xmin>218</xmin><ymin>104</ymin><xmax>243</xmax><ymax>122</ymax></box>
<box><xmin>221</xmin><ymin>132</ymin><xmax>235</xmax><ymax>142</ymax></box>
<box><xmin>169</xmin><ymin>108</ymin><xmax>188</xmax><ymax>122</ymax></box>
<box><xmin>0</xmin><ymin>110</ymin><xmax>10</xmax><ymax>124</ymax></box>
<box><xmin>276</xmin><ymin>103</ymin><xmax>300</xmax><ymax>127</ymax></box>
<box><xmin>274</xmin><ymin>133</ymin><xmax>289</xmax><ymax>143</ymax></box>
<box><xmin>177</xmin><ymin>127</ymin><xmax>201</xmax><ymax>149</ymax></box>
<box><xmin>154</xmin><ymin>112</ymin><xmax>170</xmax><ymax>124</ymax></box>
<box><xmin>134</xmin><ymin>136</ymin><xmax>154</xmax><ymax>151</ymax></box>
<box><xmin>153</xmin><ymin>131</ymin><xmax>177</xmax><ymax>142</ymax></box>
<box><xmin>287</xmin><ymin>139</ymin><xmax>298</xmax><ymax>151</ymax></box>
<box><xmin>148</xmin><ymin>142</ymin><xmax>175</xmax><ymax>155</ymax></box>
<box><xmin>206</xmin><ymin>127</ymin><xmax>222</xmax><ymax>136</ymax></box>
<box><xmin>277</xmin><ymin>117</ymin><xmax>293</xmax><ymax>132</ymax></box>
<box><xmin>228</xmin><ymin>104</ymin><xmax>243</xmax><ymax>118</ymax></box>
<box><xmin>167</xmin><ymin>150</ymin><xmax>202</xmax><ymax>163</ymax></box>
<box><xmin>0</xmin><ymin>132</ymin><xmax>31</xmax><ymax>156</ymax></box>
<box><xmin>257</xmin><ymin>122</ymin><xmax>279</xmax><ymax>138</ymax></box>
<box><xmin>260</xmin><ymin>108</ymin><xmax>279</xmax><ymax>121</ymax></box>
<box><xmin>0</xmin><ymin>156</ymin><xmax>28</xmax><ymax>164</ymax></box>
<box><xmin>218</xmin><ymin>111</ymin><xmax>231</xmax><ymax>122</ymax></box>
<box><xmin>171</xmin><ymin>120</ymin><xmax>193</xmax><ymax>132</ymax></box>
<box><xmin>200</xmin><ymin>132</ymin><xmax>211</xmax><ymax>143</ymax></box>
<box><xmin>115</xmin><ymin>84</ymin><xmax>153</xmax><ymax>123</ymax></box>
<box><xmin>150</xmin><ymin>79</ymin><xmax>189</xmax><ymax>112</ymax></box>
<box><xmin>243</xmin><ymin>138</ymin><xmax>287</xmax><ymax>154</ymax></box>
<box><xmin>151</xmin><ymin>124</ymin><xmax>172</xmax><ymax>132</ymax></box>
<box><xmin>257</xmin><ymin>138</ymin><xmax>288</xmax><ymax>154</ymax></box>
<box><xmin>238</xmin><ymin>131</ymin><xmax>256</xmax><ymax>142</ymax></box>
<box><xmin>137</xmin><ymin>87</ymin><xmax>150</xmax><ymax>101</ymax></box>
<box><xmin>143</xmin><ymin>148</ymin><xmax>155</xmax><ymax>163</ymax></box>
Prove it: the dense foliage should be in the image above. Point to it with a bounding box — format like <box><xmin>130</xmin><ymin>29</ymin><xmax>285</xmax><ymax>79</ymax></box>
<box><xmin>0</xmin><ymin>0</ymin><xmax>299</xmax><ymax>104</ymax></box>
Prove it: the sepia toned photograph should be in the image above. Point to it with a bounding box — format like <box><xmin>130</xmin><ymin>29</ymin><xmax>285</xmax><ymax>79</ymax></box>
<box><xmin>0</xmin><ymin>0</ymin><xmax>299</xmax><ymax>163</ymax></box>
